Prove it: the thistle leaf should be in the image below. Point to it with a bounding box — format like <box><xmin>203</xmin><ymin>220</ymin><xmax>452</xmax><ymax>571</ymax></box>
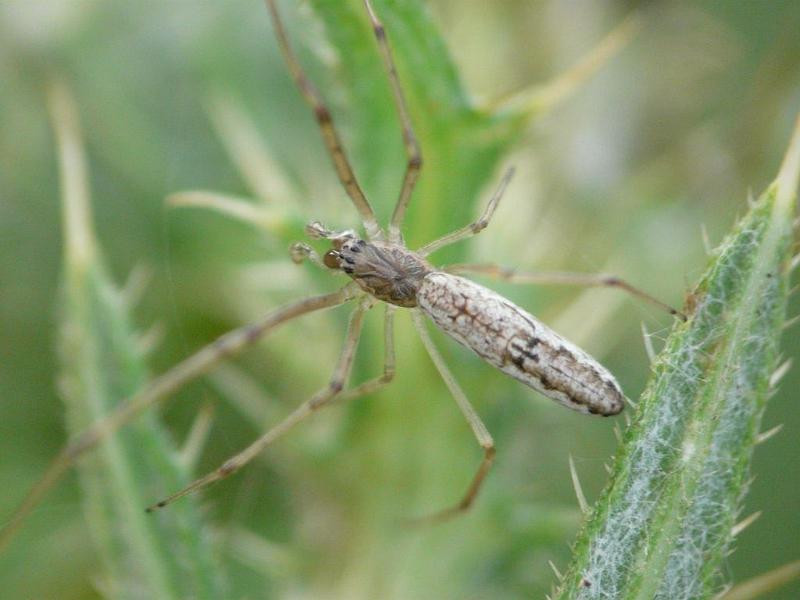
<box><xmin>52</xmin><ymin>81</ymin><xmax>225</xmax><ymax>600</ymax></box>
<box><xmin>554</xmin><ymin>115</ymin><xmax>800</xmax><ymax>599</ymax></box>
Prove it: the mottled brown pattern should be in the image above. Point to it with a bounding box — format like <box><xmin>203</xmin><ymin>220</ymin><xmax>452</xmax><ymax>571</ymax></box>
<box><xmin>326</xmin><ymin>238</ymin><xmax>433</xmax><ymax>307</ymax></box>
<box><xmin>417</xmin><ymin>272</ymin><xmax>625</xmax><ymax>416</ymax></box>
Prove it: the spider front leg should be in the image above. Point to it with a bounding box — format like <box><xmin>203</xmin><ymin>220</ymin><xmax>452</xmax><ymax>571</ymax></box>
<box><xmin>363</xmin><ymin>0</ymin><xmax>423</xmax><ymax>242</ymax></box>
<box><xmin>148</xmin><ymin>296</ymin><xmax>379</xmax><ymax>512</ymax></box>
<box><xmin>409</xmin><ymin>311</ymin><xmax>496</xmax><ymax>524</ymax></box>
<box><xmin>443</xmin><ymin>263</ymin><xmax>685</xmax><ymax>319</ymax></box>
<box><xmin>417</xmin><ymin>167</ymin><xmax>515</xmax><ymax>257</ymax></box>
<box><xmin>0</xmin><ymin>285</ymin><xmax>358</xmax><ymax>553</ymax></box>
<box><xmin>265</xmin><ymin>0</ymin><xmax>381</xmax><ymax>240</ymax></box>
<box><xmin>335</xmin><ymin>304</ymin><xmax>397</xmax><ymax>403</ymax></box>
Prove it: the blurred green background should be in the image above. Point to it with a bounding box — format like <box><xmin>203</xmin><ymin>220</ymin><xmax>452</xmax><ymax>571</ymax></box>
<box><xmin>1</xmin><ymin>0</ymin><xmax>799</xmax><ymax>598</ymax></box>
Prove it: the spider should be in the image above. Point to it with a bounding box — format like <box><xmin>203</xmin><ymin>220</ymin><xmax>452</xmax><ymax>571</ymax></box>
<box><xmin>1</xmin><ymin>0</ymin><xmax>681</xmax><ymax>546</ymax></box>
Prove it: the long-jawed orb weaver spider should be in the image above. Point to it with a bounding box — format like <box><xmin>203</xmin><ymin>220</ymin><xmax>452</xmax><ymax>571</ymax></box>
<box><xmin>0</xmin><ymin>0</ymin><xmax>682</xmax><ymax>550</ymax></box>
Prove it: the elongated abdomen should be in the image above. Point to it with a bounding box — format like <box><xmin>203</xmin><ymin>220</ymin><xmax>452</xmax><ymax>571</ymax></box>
<box><xmin>417</xmin><ymin>272</ymin><xmax>625</xmax><ymax>416</ymax></box>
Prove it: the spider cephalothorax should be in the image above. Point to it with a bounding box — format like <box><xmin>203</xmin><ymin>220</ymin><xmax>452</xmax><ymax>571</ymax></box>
<box><xmin>323</xmin><ymin>236</ymin><xmax>432</xmax><ymax>308</ymax></box>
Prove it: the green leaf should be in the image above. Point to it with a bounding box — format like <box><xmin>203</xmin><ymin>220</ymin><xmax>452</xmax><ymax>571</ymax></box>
<box><xmin>554</xmin><ymin>115</ymin><xmax>800</xmax><ymax>599</ymax></box>
<box><xmin>52</xmin><ymin>82</ymin><xmax>225</xmax><ymax>599</ymax></box>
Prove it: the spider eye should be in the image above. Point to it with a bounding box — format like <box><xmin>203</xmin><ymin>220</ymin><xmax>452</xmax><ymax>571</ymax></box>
<box><xmin>323</xmin><ymin>250</ymin><xmax>341</xmax><ymax>269</ymax></box>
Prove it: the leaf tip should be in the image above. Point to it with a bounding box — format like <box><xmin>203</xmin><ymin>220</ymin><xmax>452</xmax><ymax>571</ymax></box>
<box><xmin>47</xmin><ymin>78</ymin><xmax>97</xmax><ymax>269</ymax></box>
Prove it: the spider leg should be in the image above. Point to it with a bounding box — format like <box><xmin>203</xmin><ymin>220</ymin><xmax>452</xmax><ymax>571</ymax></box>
<box><xmin>417</xmin><ymin>167</ymin><xmax>515</xmax><ymax>257</ymax></box>
<box><xmin>363</xmin><ymin>0</ymin><xmax>423</xmax><ymax>242</ymax></box>
<box><xmin>334</xmin><ymin>304</ymin><xmax>396</xmax><ymax>403</ymax></box>
<box><xmin>264</xmin><ymin>0</ymin><xmax>381</xmax><ymax>240</ymax></box>
<box><xmin>0</xmin><ymin>284</ymin><xmax>359</xmax><ymax>553</ymax></box>
<box><xmin>147</xmin><ymin>298</ymin><xmax>373</xmax><ymax>511</ymax></box>
<box><xmin>443</xmin><ymin>263</ymin><xmax>685</xmax><ymax>319</ymax></box>
<box><xmin>409</xmin><ymin>311</ymin><xmax>496</xmax><ymax>524</ymax></box>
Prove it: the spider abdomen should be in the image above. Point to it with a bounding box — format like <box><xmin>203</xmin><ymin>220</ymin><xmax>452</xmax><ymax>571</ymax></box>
<box><xmin>417</xmin><ymin>272</ymin><xmax>625</xmax><ymax>416</ymax></box>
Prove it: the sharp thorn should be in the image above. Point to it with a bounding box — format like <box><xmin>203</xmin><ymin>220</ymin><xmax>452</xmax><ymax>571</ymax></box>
<box><xmin>700</xmin><ymin>223</ymin><xmax>712</xmax><ymax>256</ymax></box>
<box><xmin>641</xmin><ymin>321</ymin><xmax>656</xmax><ymax>364</ymax></box>
<box><xmin>783</xmin><ymin>314</ymin><xmax>800</xmax><ymax>331</ymax></box>
<box><xmin>756</xmin><ymin>424</ymin><xmax>783</xmax><ymax>445</ymax></box>
<box><xmin>731</xmin><ymin>511</ymin><xmax>762</xmax><ymax>537</ymax></box>
<box><xmin>790</xmin><ymin>253</ymin><xmax>800</xmax><ymax>274</ymax></box>
<box><xmin>548</xmin><ymin>560</ymin><xmax>563</xmax><ymax>581</ymax></box>
<box><xmin>746</xmin><ymin>188</ymin><xmax>757</xmax><ymax>208</ymax></box>
<box><xmin>769</xmin><ymin>359</ymin><xmax>792</xmax><ymax>388</ymax></box>
<box><xmin>568</xmin><ymin>454</ymin><xmax>590</xmax><ymax>514</ymax></box>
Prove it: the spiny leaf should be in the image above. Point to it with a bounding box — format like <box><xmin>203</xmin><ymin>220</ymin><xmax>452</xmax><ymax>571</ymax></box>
<box><xmin>52</xmin><ymin>81</ymin><xmax>224</xmax><ymax>600</ymax></box>
<box><xmin>554</xmin><ymin>114</ymin><xmax>800</xmax><ymax>599</ymax></box>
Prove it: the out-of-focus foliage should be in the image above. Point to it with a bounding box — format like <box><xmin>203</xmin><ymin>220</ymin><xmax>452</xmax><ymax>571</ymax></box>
<box><xmin>52</xmin><ymin>80</ymin><xmax>225</xmax><ymax>600</ymax></box>
<box><xmin>0</xmin><ymin>1</ymin><xmax>798</xmax><ymax>599</ymax></box>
